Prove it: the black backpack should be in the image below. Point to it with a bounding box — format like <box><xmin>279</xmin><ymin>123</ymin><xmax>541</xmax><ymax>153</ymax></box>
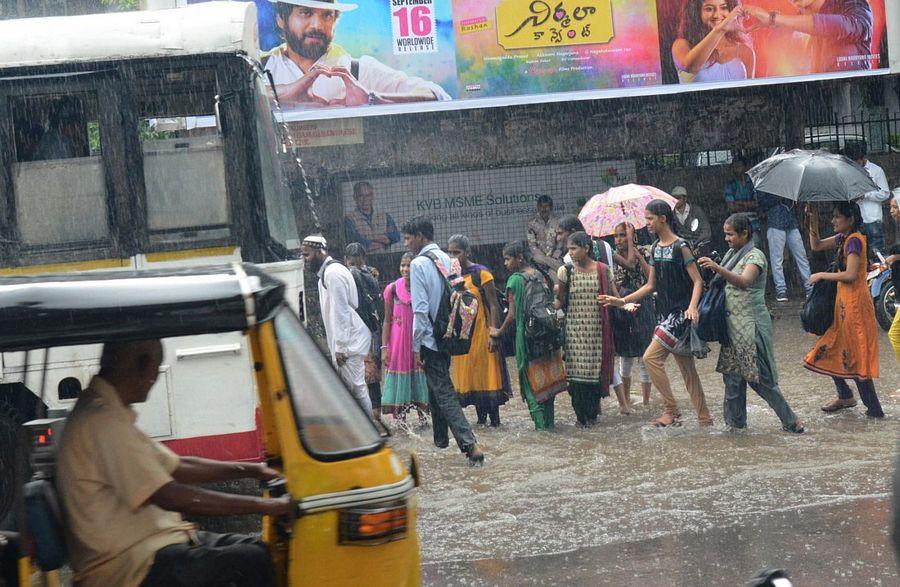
<box><xmin>322</xmin><ymin>261</ymin><xmax>382</xmax><ymax>334</ymax></box>
<box><xmin>519</xmin><ymin>270</ymin><xmax>562</xmax><ymax>360</ymax></box>
<box><xmin>419</xmin><ymin>250</ymin><xmax>479</xmax><ymax>356</ymax></box>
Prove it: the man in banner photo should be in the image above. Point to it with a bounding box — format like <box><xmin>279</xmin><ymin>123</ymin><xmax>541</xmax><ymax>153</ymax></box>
<box><xmin>740</xmin><ymin>0</ymin><xmax>881</xmax><ymax>73</ymax></box>
<box><xmin>263</xmin><ymin>0</ymin><xmax>452</xmax><ymax>108</ymax></box>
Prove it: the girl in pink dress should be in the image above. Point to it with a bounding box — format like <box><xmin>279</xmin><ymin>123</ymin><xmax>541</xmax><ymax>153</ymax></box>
<box><xmin>380</xmin><ymin>253</ymin><xmax>429</xmax><ymax>420</ymax></box>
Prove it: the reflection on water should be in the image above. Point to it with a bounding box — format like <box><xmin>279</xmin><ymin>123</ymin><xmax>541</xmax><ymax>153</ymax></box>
<box><xmin>390</xmin><ymin>313</ymin><xmax>900</xmax><ymax>583</ymax></box>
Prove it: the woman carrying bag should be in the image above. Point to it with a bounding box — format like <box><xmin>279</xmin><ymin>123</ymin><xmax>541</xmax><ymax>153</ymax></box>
<box><xmin>600</xmin><ymin>199</ymin><xmax>712</xmax><ymax>428</ymax></box>
<box><xmin>698</xmin><ymin>214</ymin><xmax>804</xmax><ymax>433</ymax></box>
<box><xmin>491</xmin><ymin>241</ymin><xmax>567</xmax><ymax>431</ymax></box>
<box><xmin>803</xmin><ymin>202</ymin><xmax>883</xmax><ymax>418</ymax></box>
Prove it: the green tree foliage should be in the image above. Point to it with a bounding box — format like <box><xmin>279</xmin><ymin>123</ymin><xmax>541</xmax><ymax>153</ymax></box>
<box><xmin>100</xmin><ymin>0</ymin><xmax>139</xmax><ymax>11</ymax></box>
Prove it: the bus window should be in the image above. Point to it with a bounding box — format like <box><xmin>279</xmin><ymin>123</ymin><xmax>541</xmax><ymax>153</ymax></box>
<box><xmin>135</xmin><ymin>67</ymin><xmax>231</xmax><ymax>245</ymax></box>
<box><xmin>253</xmin><ymin>78</ymin><xmax>299</xmax><ymax>249</ymax></box>
<box><xmin>10</xmin><ymin>93</ymin><xmax>109</xmax><ymax>246</ymax></box>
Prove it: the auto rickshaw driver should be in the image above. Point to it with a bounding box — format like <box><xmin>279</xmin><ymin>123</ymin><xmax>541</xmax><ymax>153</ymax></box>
<box><xmin>56</xmin><ymin>339</ymin><xmax>294</xmax><ymax>587</ymax></box>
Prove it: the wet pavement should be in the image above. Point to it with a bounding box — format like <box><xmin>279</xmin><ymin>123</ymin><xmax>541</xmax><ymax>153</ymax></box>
<box><xmin>389</xmin><ymin>306</ymin><xmax>900</xmax><ymax>585</ymax></box>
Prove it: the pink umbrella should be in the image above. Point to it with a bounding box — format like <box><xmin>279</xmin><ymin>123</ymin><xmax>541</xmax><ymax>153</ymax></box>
<box><xmin>578</xmin><ymin>184</ymin><xmax>679</xmax><ymax>238</ymax></box>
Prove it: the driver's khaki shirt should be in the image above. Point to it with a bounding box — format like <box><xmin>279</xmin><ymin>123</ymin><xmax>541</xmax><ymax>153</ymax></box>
<box><xmin>57</xmin><ymin>376</ymin><xmax>194</xmax><ymax>587</ymax></box>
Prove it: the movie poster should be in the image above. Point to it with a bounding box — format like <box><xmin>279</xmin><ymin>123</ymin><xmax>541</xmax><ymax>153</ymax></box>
<box><xmin>452</xmin><ymin>0</ymin><xmax>663</xmax><ymax>99</ymax></box>
<box><xmin>655</xmin><ymin>0</ymin><xmax>889</xmax><ymax>86</ymax></box>
<box><xmin>251</xmin><ymin>0</ymin><xmax>459</xmax><ymax>113</ymax></box>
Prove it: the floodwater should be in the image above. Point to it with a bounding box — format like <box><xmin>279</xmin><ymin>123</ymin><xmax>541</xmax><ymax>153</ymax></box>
<box><xmin>389</xmin><ymin>305</ymin><xmax>900</xmax><ymax>585</ymax></box>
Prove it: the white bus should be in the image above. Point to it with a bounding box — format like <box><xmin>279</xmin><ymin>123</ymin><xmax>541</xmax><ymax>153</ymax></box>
<box><xmin>0</xmin><ymin>2</ymin><xmax>308</xmax><ymax>517</ymax></box>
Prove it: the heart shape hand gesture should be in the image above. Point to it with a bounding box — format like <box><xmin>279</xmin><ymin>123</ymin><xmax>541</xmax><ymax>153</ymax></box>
<box><xmin>276</xmin><ymin>64</ymin><xmax>373</xmax><ymax>107</ymax></box>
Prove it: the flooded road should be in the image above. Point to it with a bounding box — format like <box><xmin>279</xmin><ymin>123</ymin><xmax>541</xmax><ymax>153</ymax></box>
<box><xmin>390</xmin><ymin>307</ymin><xmax>900</xmax><ymax>585</ymax></box>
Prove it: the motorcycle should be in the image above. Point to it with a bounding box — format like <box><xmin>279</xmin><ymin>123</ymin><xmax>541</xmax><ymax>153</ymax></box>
<box><xmin>867</xmin><ymin>251</ymin><xmax>896</xmax><ymax>332</ymax></box>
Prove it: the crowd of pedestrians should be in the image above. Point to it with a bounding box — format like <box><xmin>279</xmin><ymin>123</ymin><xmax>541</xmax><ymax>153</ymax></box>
<box><xmin>300</xmin><ymin>157</ymin><xmax>900</xmax><ymax>467</ymax></box>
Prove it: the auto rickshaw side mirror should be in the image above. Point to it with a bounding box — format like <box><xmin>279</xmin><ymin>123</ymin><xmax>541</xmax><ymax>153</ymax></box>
<box><xmin>408</xmin><ymin>450</ymin><xmax>421</xmax><ymax>488</ymax></box>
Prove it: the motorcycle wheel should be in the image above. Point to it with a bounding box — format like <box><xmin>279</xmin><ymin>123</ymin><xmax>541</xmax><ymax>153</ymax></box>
<box><xmin>875</xmin><ymin>283</ymin><xmax>896</xmax><ymax>332</ymax></box>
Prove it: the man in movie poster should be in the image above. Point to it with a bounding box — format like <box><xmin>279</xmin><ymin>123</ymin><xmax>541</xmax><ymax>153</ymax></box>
<box><xmin>262</xmin><ymin>0</ymin><xmax>451</xmax><ymax>108</ymax></box>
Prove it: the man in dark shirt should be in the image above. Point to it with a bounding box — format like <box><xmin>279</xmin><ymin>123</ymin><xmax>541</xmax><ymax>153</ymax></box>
<box><xmin>758</xmin><ymin>192</ymin><xmax>812</xmax><ymax>301</ymax></box>
<box><xmin>724</xmin><ymin>156</ymin><xmax>760</xmax><ymax>241</ymax></box>
<box><xmin>743</xmin><ymin>0</ymin><xmax>874</xmax><ymax>73</ymax></box>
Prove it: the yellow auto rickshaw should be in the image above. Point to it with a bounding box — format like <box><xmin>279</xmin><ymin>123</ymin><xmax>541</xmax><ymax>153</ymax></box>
<box><xmin>0</xmin><ymin>264</ymin><xmax>420</xmax><ymax>586</ymax></box>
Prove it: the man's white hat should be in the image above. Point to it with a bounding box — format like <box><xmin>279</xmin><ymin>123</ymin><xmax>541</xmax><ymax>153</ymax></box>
<box><xmin>671</xmin><ymin>186</ymin><xmax>688</xmax><ymax>197</ymax></box>
<box><xmin>302</xmin><ymin>235</ymin><xmax>328</xmax><ymax>249</ymax></box>
<box><xmin>269</xmin><ymin>0</ymin><xmax>358</xmax><ymax>12</ymax></box>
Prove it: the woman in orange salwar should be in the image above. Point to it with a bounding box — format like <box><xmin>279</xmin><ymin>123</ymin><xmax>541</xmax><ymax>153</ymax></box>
<box><xmin>803</xmin><ymin>202</ymin><xmax>883</xmax><ymax>418</ymax></box>
<box><xmin>447</xmin><ymin>235</ymin><xmax>512</xmax><ymax>426</ymax></box>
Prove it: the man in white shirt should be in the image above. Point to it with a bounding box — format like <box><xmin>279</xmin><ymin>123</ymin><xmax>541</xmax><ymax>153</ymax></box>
<box><xmin>671</xmin><ymin>186</ymin><xmax>712</xmax><ymax>245</ymax></box>
<box><xmin>300</xmin><ymin>235</ymin><xmax>373</xmax><ymax>414</ymax></box>
<box><xmin>846</xmin><ymin>140</ymin><xmax>890</xmax><ymax>253</ymax></box>
<box><xmin>263</xmin><ymin>1</ymin><xmax>451</xmax><ymax>108</ymax></box>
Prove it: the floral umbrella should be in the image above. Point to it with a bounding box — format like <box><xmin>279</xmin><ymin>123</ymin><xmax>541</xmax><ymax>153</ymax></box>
<box><xmin>578</xmin><ymin>184</ymin><xmax>679</xmax><ymax>238</ymax></box>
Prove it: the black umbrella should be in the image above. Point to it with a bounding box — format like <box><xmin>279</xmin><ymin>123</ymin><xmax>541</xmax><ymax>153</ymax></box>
<box><xmin>747</xmin><ymin>149</ymin><xmax>878</xmax><ymax>202</ymax></box>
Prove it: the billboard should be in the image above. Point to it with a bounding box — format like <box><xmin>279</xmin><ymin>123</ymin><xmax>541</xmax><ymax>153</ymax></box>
<box><xmin>452</xmin><ymin>0</ymin><xmax>662</xmax><ymax>99</ymax></box>
<box><xmin>240</xmin><ymin>0</ymin><xmax>890</xmax><ymax>121</ymax></box>
<box><xmin>655</xmin><ymin>0</ymin><xmax>890</xmax><ymax>85</ymax></box>
<box><xmin>340</xmin><ymin>160</ymin><xmax>636</xmax><ymax>254</ymax></box>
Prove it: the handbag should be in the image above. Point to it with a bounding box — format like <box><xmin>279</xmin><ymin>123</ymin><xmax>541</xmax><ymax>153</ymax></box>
<box><xmin>655</xmin><ymin>311</ymin><xmax>710</xmax><ymax>359</ymax></box>
<box><xmin>800</xmin><ymin>261</ymin><xmax>838</xmax><ymax>336</ymax></box>
<box><xmin>697</xmin><ymin>280</ymin><xmax>729</xmax><ymax>345</ymax></box>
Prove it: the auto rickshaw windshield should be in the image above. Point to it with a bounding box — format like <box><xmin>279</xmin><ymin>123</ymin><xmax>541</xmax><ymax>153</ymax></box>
<box><xmin>273</xmin><ymin>309</ymin><xmax>383</xmax><ymax>460</ymax></box>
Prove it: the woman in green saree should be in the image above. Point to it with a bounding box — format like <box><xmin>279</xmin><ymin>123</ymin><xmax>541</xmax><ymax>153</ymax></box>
<box><xmin>490</xmin><ymin>241</ymin><xmax>567</xmax><ymax>430</ymax></box>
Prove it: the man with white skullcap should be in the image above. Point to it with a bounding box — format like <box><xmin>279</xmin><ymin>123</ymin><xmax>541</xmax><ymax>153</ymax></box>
<box><xmin>263</xmin><ymin>0</ymin><xmax>451</xmax><ymax>108</ymax></box>
<box><xmin>300</xmin><ymin>235</ymin><xmax>373</xmax><ymax>414</ymax></box>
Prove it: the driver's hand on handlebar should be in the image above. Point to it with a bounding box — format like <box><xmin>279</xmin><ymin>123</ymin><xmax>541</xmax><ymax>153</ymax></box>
<box><xmin>265</xmin><ymin>495</ymin><xmax>295</xmax><ymax>518</ymax></box>
<box><xmin>254</xmin><ymin>463</ymin><xmax>283</xmax><ymax>482</ymax></box>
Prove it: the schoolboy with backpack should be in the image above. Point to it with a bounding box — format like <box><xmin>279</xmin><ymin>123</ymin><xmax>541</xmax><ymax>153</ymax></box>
<box><xmin>402</xmin><ymin>216</ymin><xmax>485</xmax><ymax>466</ymax></box>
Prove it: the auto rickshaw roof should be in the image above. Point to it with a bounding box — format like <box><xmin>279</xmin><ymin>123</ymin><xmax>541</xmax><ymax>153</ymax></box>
<box><xmin>0</xmin><ymin>264</ymin><xmax>285</xmax><ymax>352</ymax></box>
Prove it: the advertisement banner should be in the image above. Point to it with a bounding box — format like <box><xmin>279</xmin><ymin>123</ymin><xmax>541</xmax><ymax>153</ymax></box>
<box><xmin>216</xmin><ymin>1</ymin><xmax>890</xmax><ymax>121</ymax></box>
<box><xmin>340</xmin><ymin>161</ymin><xmax>636</xmax><ymax>255</ymax></box>
<box><xmin>655</xmin><ymin>0</ymin><xmax>889</xmax><ymax>86</ymax></box>
<box><xmin>453</xmin><ymin>0</ymin><xmax>662</xmax><ymax>99</ymax></box>
<box><xmin>255</xmin><ymin>0</ymin><xmax>458</xmax><ymax>110</ymax></box>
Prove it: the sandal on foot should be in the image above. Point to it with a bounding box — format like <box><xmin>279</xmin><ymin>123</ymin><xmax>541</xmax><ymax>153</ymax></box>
<box><xmin>650</xmin><ymin>414</ymin><xmax>680</xmax><ymax>427</ymax></box>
